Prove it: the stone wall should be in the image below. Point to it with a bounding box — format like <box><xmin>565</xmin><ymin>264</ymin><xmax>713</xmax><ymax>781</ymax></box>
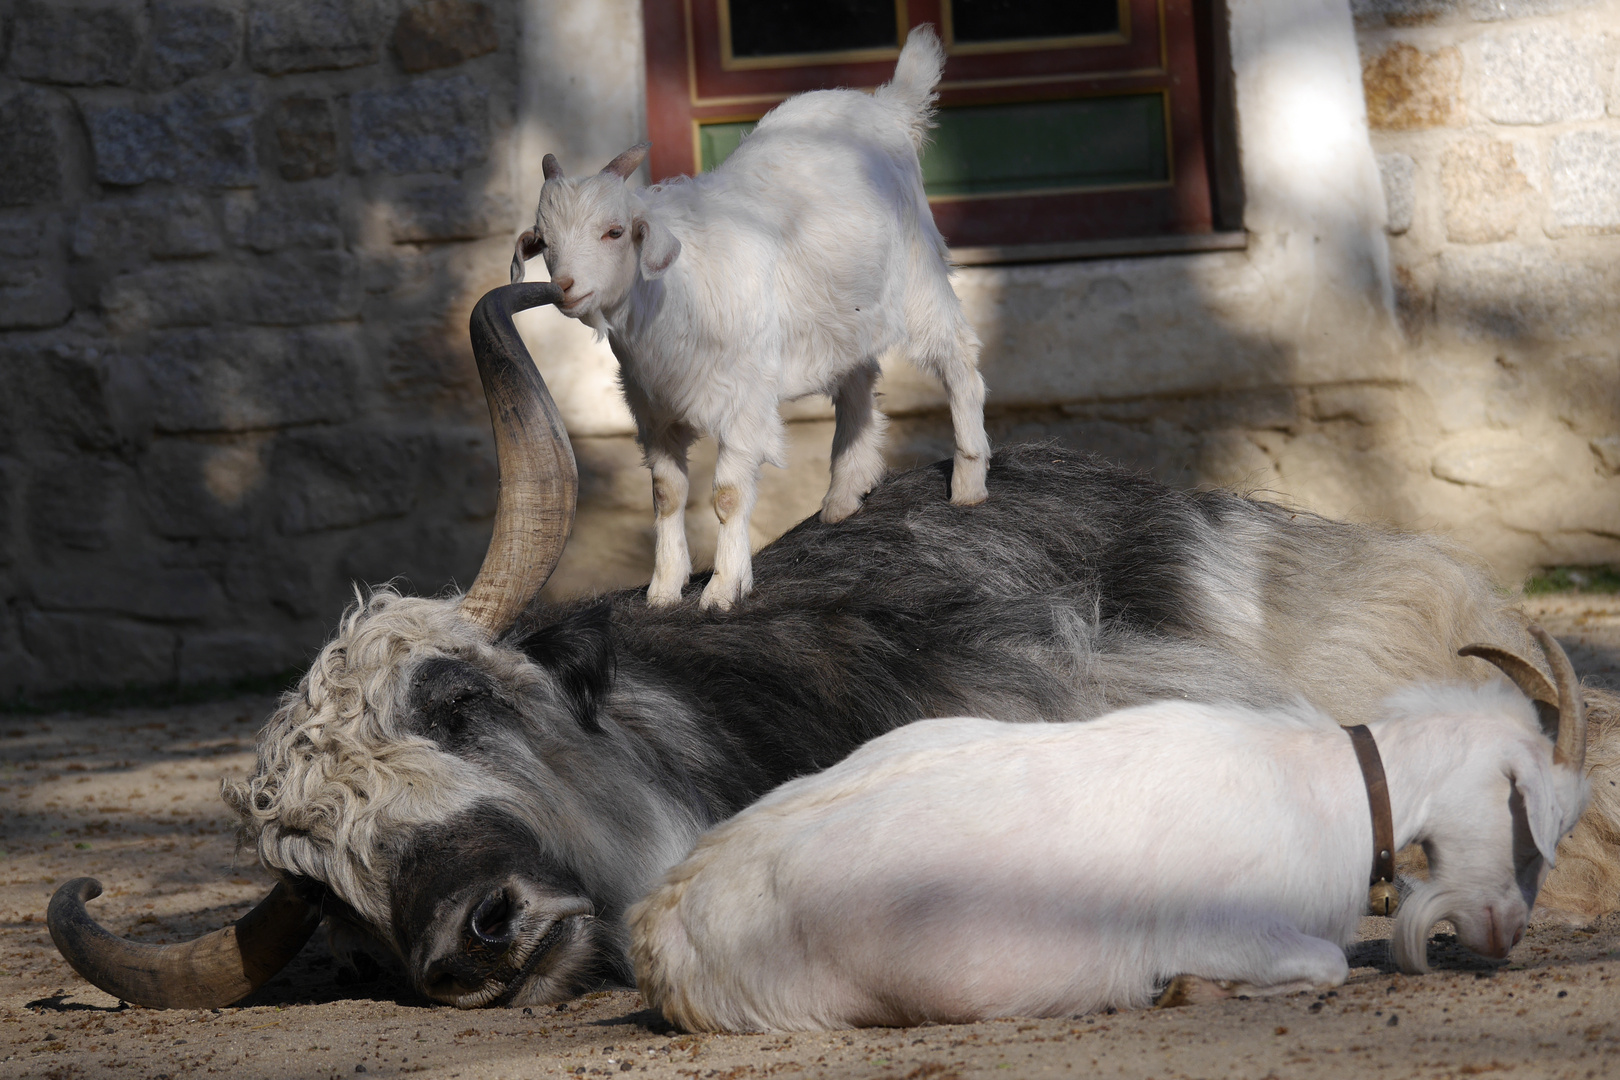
<box><xmin>1350</xmin><ymin>0</ymin><xmax>1620</xmax><ymax>574</ymax></box>
<box><xmin>7</xmin><ymin>0</ymin><xmax>1620</xmax><ymax>700</ymax></box>
<box><xmin>0</xmin><ymin>0</ymin><xmax>524</xmax><ymax>698</ymax></box>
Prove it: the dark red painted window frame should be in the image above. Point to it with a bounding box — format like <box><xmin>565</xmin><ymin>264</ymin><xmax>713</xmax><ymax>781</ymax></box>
<box><xmin>642</xmin><ymin>0</ymin><xmax>1214</xmax><ymax>250</ymax></box>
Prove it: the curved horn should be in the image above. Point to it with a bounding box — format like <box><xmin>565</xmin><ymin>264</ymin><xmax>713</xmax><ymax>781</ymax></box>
<box><xmin>1529</xmin><ymin>623</ymin><xmax>1587</xmax><ymax>769</ymax></box>
<box><xmin>459</xmin><ymin>282</ymin><xmax>579</xmax><ymax>635</ymax></box>
<box><xmin>47</xmin><ymin>878</ymin><xmax>319</xmax><ymax>1009</ymax></box>
<box><xmin>1459</xmin><ymin>641</ymin><xmax>1558</xmax><ymax>712</ymax></box>
<box><xmin>601</xmin><ymin>142</ymin><xmax>650</xmax><ymax>180</ymax></box>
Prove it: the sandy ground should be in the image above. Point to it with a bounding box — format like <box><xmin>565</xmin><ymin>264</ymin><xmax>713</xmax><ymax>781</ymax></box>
<box><xmin>4</xmin><ymin>595</ymin><xmax>1620</xmax><ymax>1080</ymax></box>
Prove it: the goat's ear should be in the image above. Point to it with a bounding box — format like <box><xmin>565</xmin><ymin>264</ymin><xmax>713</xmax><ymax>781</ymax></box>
<box><xmin>508</xmin><ymin>601</ymin><xmax>616</xmax><ymax>734</ymax></box>
<box><xmin>1507</xmin><ymin>749</ymin><xmax>1571</xmax><ymax>867</ymax></box>
<box><xmin>634</xmin><ymin>215</ymin><xmax>681</xmax><ymax>279</ymax></box>
<box><xmin>601</xmin><ymin>141</ymin><xmax>651</xmax><ymax>180</ymax></box>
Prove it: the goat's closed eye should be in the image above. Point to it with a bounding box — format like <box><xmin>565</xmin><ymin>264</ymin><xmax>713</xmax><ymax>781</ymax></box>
<box><xmin>604</xmin><ymin>226</ymin><xmax>624</xmax><ymax>240</ymax></box>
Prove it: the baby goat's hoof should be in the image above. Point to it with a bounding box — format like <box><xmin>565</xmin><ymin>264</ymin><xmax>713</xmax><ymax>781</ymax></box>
<box><xmin>950</xmin><ymin>456</ymin><xmax>988</xmax><ymax>506</ymax></box>
<box><xmin>699</xmin><ymin>579</ymin><xmax>745</xmax><ymax>612</ymax></box>
<box><xmin>820</xmin><ymin>496</ymin><xmax>863</xmax><ymax>525</ymax></box>
<box><xmin>1154</xmin><ymin>975</ymin><xmax>1234</xmax><ymax>1008</ymax></box>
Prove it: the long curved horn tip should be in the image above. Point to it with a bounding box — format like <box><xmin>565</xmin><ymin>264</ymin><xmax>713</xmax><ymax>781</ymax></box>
<box><xmin>1527</xmin><ymin>623</ymin><xmax>1587</xmax><ymax>769</ymax></box>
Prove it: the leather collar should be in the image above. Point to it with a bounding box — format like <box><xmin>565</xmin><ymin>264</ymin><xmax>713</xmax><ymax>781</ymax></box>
<box><xmin>1346</xmin><ymin>724</ymin><xmax>1400</xmax><ymax>917</ymax></box>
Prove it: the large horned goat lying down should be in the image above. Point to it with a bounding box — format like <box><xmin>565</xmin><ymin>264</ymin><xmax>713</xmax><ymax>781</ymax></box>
<box><xmin>631</xmin><ymin>629</ymin><xmax>1589</xmax><ymax>1031</ymax></box>
<box><xmin>48</xmin><ymin>283</ymin><xmax>1620</xmax><ymax>1012</ymax></box>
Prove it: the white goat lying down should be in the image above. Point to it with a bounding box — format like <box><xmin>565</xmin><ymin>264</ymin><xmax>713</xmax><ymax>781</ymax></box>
<box><xmin>512</xmin><ymin>26</ymin><xmax>989</xmax><ymax>610</ymax></box>
<box><xmin>630</xmin><ymin>628</ymin><xmax>1590</xmax><ymax>1032</ymax></box>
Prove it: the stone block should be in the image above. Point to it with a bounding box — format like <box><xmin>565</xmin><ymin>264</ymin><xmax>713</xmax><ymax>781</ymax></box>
<box><xmin>1377</xmin><ymin>152</ymin><xmax>1415</xmax><ymax>234</ymax></box>
<box><xmin>144</xmin><ymin>326</ymin><xmax>358</xmax><ymax>432</ymax></box>
<box><xmin>1441</xmin><ymin>139</ymin><xmax>1531</xmax><ymax>244</ymax></box>
<box><xmin>224</xmin><ymin>187</ymin><xmax>344</xmax><ymax>251</ymax></box>
<box><xmin>33</xmin><ymin>563</ymin><xmax>223</xmax><ymax>620</ymax></box>
<box><xmin>7</xmin><ymin>0</ymin><xmax>143</xmax><ymax>87</ymax></box>
<box><xmin>351</xmin><ymin>75</ymin><xmax>490</xmax><ymax>175</ymax></box>
<box><xmin>0</xmin><ymin>89</ymin><xmax>66</xmax><ymax>206</ymax></box>
<box><xmin>1437</xmin><ymin>247</ymin><xmax>1612</xmax><ymax>342</ymax></box>
<box><xmin>394</xmin><ymin>0</ymin><xmax>499</xmax><ymax>72</ymax></box>
<box><xmin>1476</xmin><ymin>27</ymin><xmax>1602</xmax><ymax>125</ymax></box>
<box><xmin>248</xmin><ymin>0</ymin><xmax>382</xmax><ymax>74</ymax></box>
<box><xmin>26</xmin><ymin>455</ymin><xmax>124</xmax><ymax>551</ymax></box>
<box><xmin>101</xmin><ymin>262</ymin><xmax>227</xmax><ymax>330</ymax></box>
<box><xmin>386</xmin><ymin>181</ymin><xmax>514</xmax><ymax>242</ymax></box>
<box><xmin>274</xmin><ymin>428</ymin><xmax>428</xmax><ymax>533</ymax></box>
<box><xmin>0</xmin><ymin>457</ymin><xmax>19</xmax><ymax>567</ymax></box>
<box><xmin>1551</xmin><ymin>130</ymin><xmax>1620</xmax><ymax>230</ymax></box>
<box><xmin>1350</xmin><ymin>0</ymin><xmax>1458</xmax><ymax>25</ymax></box>
<box><xmin>142</xmin><ymin>437</ymin><xmax>261</xmax><ymax>539</ymax></box>
<box><xmin>0</xmin><ymin>342</ymin><xmax>127</xmax><ymax>453</ymax></box>
<box><xmin>1362</xmin><ymin>43</ymin><xmax>1460</xmax><ymax>130</ymax></box>
<box><xmin>1467</xmin><ymin>0</ymin><xmax>1597</xmax><ymax>19</ymax></box>
<box><xmin>20</xmin><ymin>613</ymin><xmax>175</xmax><ymax>690</ymax></box>
<box><xmin>72</xmin><ymin>192</ymin><xmax>222</xmax><ymax>261</ymax></box>
<box><xmin>178</xmin><ymin>630</ymin><xmax>296</xmax><ymax>684</ymax></box>
<box><xmin>148</xmin><ymin>1</ymin><xmax>242</xmax><ymax>87</ymax></box>
<box><xmin>382</xmin><ymin>321</ymin><xmax>481</xmax><ymax>409</ymax></box>
<box><xmin>1592</xmin><ymin>436</ymin><xmax>1620</xmax><ymax>476</ymax></box>
<box><xmin>85</xmin><ymin>81</ymin><xmax>258</xmax><ymax>188</ymax></box>
<box><xmin>0</xmin><ymin>260</ymin><xmax>71</xmax><ymax>329</ymax></box>
<box><xmin>1553</xmin><ymin>353</ymin><xmax>1620</xmax><ymax>436</ymax></box>
<box><xmin>223</xmin><ymin>544</ymin><xmax>317</xmax><ymax>616</ymax></box>
<box><xmin>236</xmin><ymin>250</ymin><xmax>362</xmax><ymax>324</ymax></box>
<box><xmin>271</xmin><ymin>96</ymin><xmax>339</xmax><ymax>181</ymax></box>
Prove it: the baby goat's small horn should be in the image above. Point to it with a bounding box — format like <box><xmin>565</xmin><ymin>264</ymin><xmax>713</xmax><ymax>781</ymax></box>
<box><xmin>1529</xmin><ymin>624</ymin><xmax>1587</xmax><ymax>769</ymax></box>
<box><xmin>1460</xmin><ymin>626</ymin><xmax>1586</xmax><ymax>769</ymax></box>
<box><xmin>601</xmin><ymin>142</ymin><xmax>651</xmax><ymax>180</ymax></box>
<box><xmin>542</xmin><ymin>153</ymin><xmax>564</xmax><ymax>181</ymax></box>
<box><xmin>1458</xmin><ymin>640</ymin><xmax>1557</xmax><ymax>713</ymax></box>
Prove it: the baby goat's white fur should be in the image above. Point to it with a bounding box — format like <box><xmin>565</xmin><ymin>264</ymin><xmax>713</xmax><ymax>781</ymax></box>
<box><xmin>630</xmin><ymin>683</ymin><xmax>1589</xmax><ymax>1031</ymax></box>
<box><xmin>517</xmin><ymin>26</ymin><xmax>989</xmax><ymax>609</ymax></box>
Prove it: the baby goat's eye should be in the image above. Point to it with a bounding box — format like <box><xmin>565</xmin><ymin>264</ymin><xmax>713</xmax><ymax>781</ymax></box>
<box><xmin>604</xmin><ymin>226</ymin><xmax>624</xmax><ymax>240</ymax></box>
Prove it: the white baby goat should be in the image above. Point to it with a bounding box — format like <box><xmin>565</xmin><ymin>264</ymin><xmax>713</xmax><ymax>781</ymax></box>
<box><xmin>512</xmin><ymin>26</ymin><xmax>989</xmax><ymax>610</ymax></box>
<box><xmin>629</xmin><ymin>627</ymin><xmax>1590</xmax><ymax>1032</ymax></box>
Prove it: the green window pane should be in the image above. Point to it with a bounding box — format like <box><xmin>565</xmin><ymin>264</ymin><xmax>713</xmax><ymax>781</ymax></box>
<box><xmin>728</xmin><ymin>0</ymin><xmax>897</xmax><ymax>58</ymax></box>
<box><xmin>950</xmin><ymin>0</ymin><xmax>1121</xmax><ymax>44</ymax></box>
<box><xmin>698</xmin><ymin>94</ymin><xmax>1167</xmax><ymax>196</ymax></box>
<box><xmin>699</xmin><ymin>122</ymin><xmax>756</xmax><ymax>172</ymax></box>
<box><xmin>922</xmin><ymin>95</ymin><xmax>1167</xmax><ymax>196</ymax></box>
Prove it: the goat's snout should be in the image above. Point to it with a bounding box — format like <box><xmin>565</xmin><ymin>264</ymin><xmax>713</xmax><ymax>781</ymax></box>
<box><xmin>552</xmin><ymin>274</ymin><xmax>575</xmax><ymax>295</ymax></box>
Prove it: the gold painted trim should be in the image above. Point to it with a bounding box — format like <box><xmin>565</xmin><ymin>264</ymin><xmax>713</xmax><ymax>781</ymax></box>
<box><xmin>716</xmin><ymin>0</ymin><xmax>907</xmax><ymax>71</ymax></box>
<box><xmin>941</xmin><ymin>0</ymin><xmax>1131</xmax><ymax>56</ymax></box>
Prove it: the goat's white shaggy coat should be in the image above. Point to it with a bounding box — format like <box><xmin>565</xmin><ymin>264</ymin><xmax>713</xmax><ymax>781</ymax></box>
<box><xmin>517</xmin><ymin>26</ymin><xmax>988</xmax><ymax>609</ymax></box>
<box><xmin>630</xmin><ymin>684</ymin><xmax>1589</xmax><ymax>1032</ymax></box>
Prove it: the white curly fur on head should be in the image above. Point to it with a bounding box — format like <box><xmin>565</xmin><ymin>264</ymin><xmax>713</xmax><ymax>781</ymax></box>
<box><xmin>223</xmin><ymin>587</ymin><xmax>541</xmax><ymax>931</ymax></box>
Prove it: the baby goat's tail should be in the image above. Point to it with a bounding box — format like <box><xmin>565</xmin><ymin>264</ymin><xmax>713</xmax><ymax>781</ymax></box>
<box><xmin>876</xmin><ymin>25</ymin><xmax>945</xmax><ymax>150</ymax></box>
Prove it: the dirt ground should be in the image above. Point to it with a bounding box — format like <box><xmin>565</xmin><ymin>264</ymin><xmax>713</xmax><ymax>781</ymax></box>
<box><xmin>4</xmin><ymin>595</ymin><xmax>1620</xmax><ymax>1080</ymax></box>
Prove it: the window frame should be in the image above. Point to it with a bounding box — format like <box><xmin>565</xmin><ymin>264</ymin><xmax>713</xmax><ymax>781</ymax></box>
<box><xmin>642</xmin><ymin>0</ymin><xmax>1220</xmax><ymax>254</ymax></box>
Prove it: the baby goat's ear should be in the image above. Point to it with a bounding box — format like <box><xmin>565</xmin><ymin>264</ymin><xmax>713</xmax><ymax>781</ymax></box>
<box><xmin>634</xmin><ymin>215</ymin><xmax>681</xmax><ymax>279</ymax></box>
<box><xmin>1507</xmin><ymin>747</ymin><xmax>1572</xmax><ymax>867</ymax></box>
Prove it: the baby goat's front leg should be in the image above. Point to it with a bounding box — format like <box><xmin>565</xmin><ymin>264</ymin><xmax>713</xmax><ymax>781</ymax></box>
<box><xmin>645</xmin><ymin>427</ymin><xmax>695</xmax><ymax>606</ymax></box>
<box><xmin>700</xmin><ymin>437</ymin><xmax>764</xmax><ymax>611</ymax></box>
